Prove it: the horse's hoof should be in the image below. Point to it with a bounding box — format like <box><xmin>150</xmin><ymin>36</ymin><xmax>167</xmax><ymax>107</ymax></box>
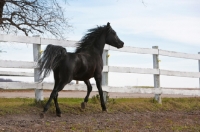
<box><xmin>56</xmin><ymin>113</ymin><xmax>62</xmax><ymax>117</ymax></box>
<box><xmin>81</xmin><ymin>102</ymin><xmax>87</xmax><ymax>109</ymax></box>
<box><xmin>40</xmin><ymin>112</ymin><xmax>45</xmax><ymax>119</ymax></box>
<box><xmin>102</xmin><ymin>109</ymin><xmax>107</xmax><ymax>112</ymax></box>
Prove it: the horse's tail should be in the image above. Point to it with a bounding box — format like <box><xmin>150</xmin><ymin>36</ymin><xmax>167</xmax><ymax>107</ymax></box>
<box><xmin>37</xmin><ymin>44</ymin><xmax>67</xmax><ymax>82</ymax></box>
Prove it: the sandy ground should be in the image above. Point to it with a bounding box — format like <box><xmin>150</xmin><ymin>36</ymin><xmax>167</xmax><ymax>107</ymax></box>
<box><xmin>0</xmin><ymin>90</ymin><xmax>196</xmax><ymax>98</ymax></box>
<box><xmin>1</xmin><ymin>111</ymin><xmax>200</xmax><ymax>132</ymax></box>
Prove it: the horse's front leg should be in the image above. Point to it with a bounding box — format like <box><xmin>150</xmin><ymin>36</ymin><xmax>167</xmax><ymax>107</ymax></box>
<box><xmin>81</xmin><ymin>80</ymin><xmax>93</xmax><ymax>109</ymax></box>
<box><xmin>94</xmin><ymin>76</ymin><xmax>107</xmax><ymax>111</ymax></box>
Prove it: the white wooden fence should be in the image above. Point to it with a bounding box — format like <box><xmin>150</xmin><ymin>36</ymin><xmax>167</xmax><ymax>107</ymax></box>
<box><xmin>0</xmin><ymin>34</ymin><xmax>200</xmax><ymax>103</ymax></box>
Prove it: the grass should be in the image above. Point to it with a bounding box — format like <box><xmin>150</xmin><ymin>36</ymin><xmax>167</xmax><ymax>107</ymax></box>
<box><xmin>0</xmin><ymin>97</ymin><xmax>200</xmax><ymax>115</ymax></box>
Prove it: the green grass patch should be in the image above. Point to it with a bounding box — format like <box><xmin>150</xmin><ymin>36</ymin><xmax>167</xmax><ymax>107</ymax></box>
<box><xmin>0</xmin><ymin>98</ymin><xmax>36</xmax><ymax>115</ymax></box>
<box><xmin>0</xmin><ymin>97</ymin><xmax>200</xmax><ymax>115</ymax></box>
<box><xmin>171</xmin><ymin>125</ymin><xmax>200</xmax><ymax>131</ymax></box>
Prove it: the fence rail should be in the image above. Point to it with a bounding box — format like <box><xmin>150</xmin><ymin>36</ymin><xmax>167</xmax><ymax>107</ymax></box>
<box><xmin>0</xmin><ymin>34</ymin><xmax>200</xmax><ymax>103</ymax></box>
<box><xmin>0</xmin><ymin>82</ymin><xmax>200</xmax><ymax>97</ymax></box>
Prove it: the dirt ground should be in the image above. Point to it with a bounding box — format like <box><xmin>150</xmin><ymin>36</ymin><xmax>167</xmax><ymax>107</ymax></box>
<box><xmin>0</xmin><ymin>111</ymin><xmax>200</xmax><ymax>132</ymax></box>
<box><xmin>0</xmin><ymin>90</ymin><xmax>199</xmax><ymax>131</ymax></box>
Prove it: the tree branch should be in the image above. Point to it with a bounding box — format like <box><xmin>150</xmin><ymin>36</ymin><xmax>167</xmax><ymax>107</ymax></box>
<box><xmin>0</xmin><ymin>0</ymin><xmax>72</xmax><ymax>39</ymax></box>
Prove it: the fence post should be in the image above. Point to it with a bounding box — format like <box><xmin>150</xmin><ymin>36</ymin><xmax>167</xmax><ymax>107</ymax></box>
<box><xmin>152</xmin><ymin>46</ymin><xmax>162</xmax><ymax>104</ymax></box>
<box><xmin>102</xmin><ymin>49</ymin><xmax>109</xmax><ymax>104</ymax></box>
<box><xmin>33</xmin><ymin>35</ymin><xmax>43</xmax><ymax>101</ymax></box>
<box><xmin>199</xmin><ymin>52</ymin><xmax>200</xmax><ymax>88</ymax></box>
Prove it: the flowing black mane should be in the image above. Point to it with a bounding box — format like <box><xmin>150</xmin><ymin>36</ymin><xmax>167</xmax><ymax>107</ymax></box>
<box><xmin>75</xmin><ymin>25</ymin><xmax>112</xmax><ymax>53</ymax></box>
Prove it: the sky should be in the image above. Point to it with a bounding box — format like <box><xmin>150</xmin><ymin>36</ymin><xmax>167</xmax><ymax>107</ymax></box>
<box><xmin>0</xmin><ymin>0</ymin><xmax>200</xmax><ymax>88</ymax></box>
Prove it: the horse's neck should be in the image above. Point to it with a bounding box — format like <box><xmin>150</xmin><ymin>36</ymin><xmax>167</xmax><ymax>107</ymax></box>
<box><xmin>94</xmin><ymin>33</ymin><xmax>106</xmax><ymax>56</ymax></box>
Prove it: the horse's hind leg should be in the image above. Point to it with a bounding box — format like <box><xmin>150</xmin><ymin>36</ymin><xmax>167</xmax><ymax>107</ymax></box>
<box><xmin>53</xmin><ymin>93</ymin><xmax>61</xmax><ymax>117</ymax></box>
<box><xmin>81</xmin><ymin>80</ymin><xmax>92</xmax><ymax>109</ymax></box>
<box><xmin>40</xmin><ymin>81</ymin><xmax>66</xmax><ymax>118</ymax></box>
<box><xmin>52</xmin><ymin>72</ymin><xmax>62</xmax><ymax>117</ymax></box>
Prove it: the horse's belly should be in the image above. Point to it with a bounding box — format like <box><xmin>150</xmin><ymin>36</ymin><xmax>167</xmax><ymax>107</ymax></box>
<box><xmin>73</xmin><ymin>73</ymin><xmax>93</xmax><ymax>80</ymax></box>
<box><xmin>73</xmin><ymin>69</ymin><xmax>95</xmax><ymax>81</ymax></box>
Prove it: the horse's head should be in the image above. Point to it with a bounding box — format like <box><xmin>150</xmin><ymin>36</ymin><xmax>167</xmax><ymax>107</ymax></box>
<box><xmin>105</xmin><ymin>22</ymin><xmax>124</xmax><ymax>49</ymax></box>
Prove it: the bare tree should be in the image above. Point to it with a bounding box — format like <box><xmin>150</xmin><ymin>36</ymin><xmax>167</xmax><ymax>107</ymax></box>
<box><xmin>0</xmin><ymin>0</ymin><xmax>72</xmax><ymax>39</ymax></box>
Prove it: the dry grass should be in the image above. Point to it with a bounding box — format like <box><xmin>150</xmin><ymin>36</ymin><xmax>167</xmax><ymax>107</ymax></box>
<box><xmin>0</xmin><ymin>97</ymin><xmax>200</xmax><ymax>115</ymax></box>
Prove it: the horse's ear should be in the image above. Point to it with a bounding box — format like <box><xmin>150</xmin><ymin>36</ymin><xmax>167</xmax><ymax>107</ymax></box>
<box><xmin>107</xmin><ymin>22</ymin><xmax>110</xmax><ymax>27</ymax></box>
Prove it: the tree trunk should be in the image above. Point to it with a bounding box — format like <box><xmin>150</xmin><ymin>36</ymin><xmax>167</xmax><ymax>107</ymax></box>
<box><xmin>0</xmin><ymin>0</ymin><xmax>5</xmax><ymax>24</ymax></box>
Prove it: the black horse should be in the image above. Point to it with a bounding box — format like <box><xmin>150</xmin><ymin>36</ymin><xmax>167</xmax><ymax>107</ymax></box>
<box><xmin>38</xmin><ymin>22</ymin><xmax>124</xmax><ymax>118</ymax></box>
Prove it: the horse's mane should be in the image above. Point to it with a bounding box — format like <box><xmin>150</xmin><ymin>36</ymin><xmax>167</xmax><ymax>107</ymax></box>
<box><xmin>75</xmin><ymin>25</ymin><xmax>112</xmax><ymax>53</ymax></box>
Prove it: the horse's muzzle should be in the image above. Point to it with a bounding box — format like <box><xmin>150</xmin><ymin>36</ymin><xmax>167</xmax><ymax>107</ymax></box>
<box><xmin>117</xmin><ymin>41</ymin><xmax>124</xmax><ymax>49</ymax></box>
